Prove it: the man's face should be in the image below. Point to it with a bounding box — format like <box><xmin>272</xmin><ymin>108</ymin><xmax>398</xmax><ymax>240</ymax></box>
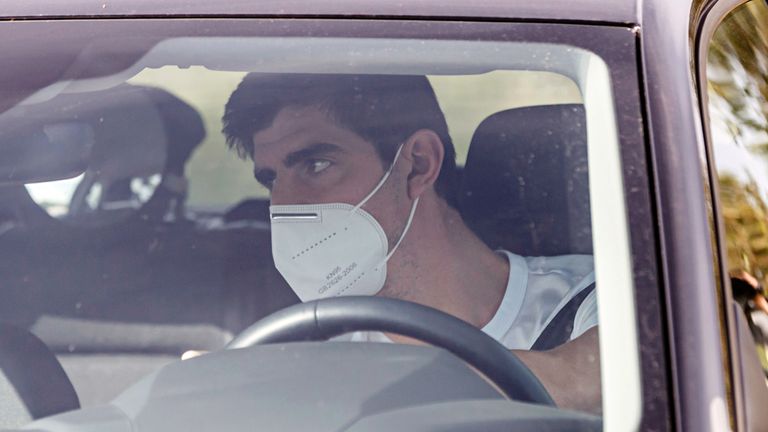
<box><xmin>251</xmin><ymin>105</ymin><xmax>409</xmax><ymax>242</ymax></box>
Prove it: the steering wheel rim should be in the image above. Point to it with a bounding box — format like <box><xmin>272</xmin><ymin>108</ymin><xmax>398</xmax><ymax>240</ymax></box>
<box><xmin>227</xmin><ymin>296</ymin><xmax>555</xmax><ymax>406</ymax></box>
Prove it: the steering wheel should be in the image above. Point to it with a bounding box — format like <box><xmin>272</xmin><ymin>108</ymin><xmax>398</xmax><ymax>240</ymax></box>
<box><xmin>227</xmin><ymin>296</ymin><xmax>555</xmax><ymax>406</ymax></box>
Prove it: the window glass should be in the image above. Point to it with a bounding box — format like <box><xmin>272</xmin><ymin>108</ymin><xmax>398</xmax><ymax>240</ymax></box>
<box><xmin>24</xmin><ymin>68</ymin><xmax>582</xmax><ymax>215</ymax></box>
<box><xmin>122</xmin><ymin>67</ymin><xmax>582</xmax><ymax>206</ymax></box>
<box><xmin>707</xmin><ymin>0</ymin><xmax>768</xmax><ymax>370</ymax></box>
<box><xmin>0</xmin><ymin>24</ymin><xmax>624</xmax><ymax>429</ymax></box>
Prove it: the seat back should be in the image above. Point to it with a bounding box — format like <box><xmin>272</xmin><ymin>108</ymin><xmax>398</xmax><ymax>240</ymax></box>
<box><xmin>459</xmin><ymin>104</ymin><xmax>592</xmax><ymax>257</ymax></box>
<box><xmin>0</xmin><ymin>323</ymin><xmax>79</xmax><ymax>428</ymax></box>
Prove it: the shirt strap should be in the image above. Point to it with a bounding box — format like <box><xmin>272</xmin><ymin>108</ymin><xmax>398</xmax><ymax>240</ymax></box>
<box><xmin>529</xmin><ymin>281</ymin><xmax>597</xmax><ymax>351</ymax></box>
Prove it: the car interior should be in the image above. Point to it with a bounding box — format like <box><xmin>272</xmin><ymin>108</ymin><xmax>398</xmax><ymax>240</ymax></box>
<box><xmin>0</xmin><ymin>76</ymin><xmax>592</xmax><ymax>428</ymax></box>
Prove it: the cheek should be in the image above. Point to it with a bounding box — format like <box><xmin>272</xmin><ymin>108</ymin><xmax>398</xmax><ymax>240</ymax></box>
<box><xmin>310</xmin><ymin>172</ymin><xmax>367</xmax><ymax>204</ymax></box>
<box><xmin>317</xmin><ymin>163</ymin><xmax>384</xmax><ymax>204</ymax></box>
<box><xmin>274</xmin><ymin>168</ymin><xmax>371</xmax><ymax>205</ymax></box>
<box><xmin>362</xmin><ymin>182</ymin><xmax>410</xmax><ymax>245</ymax></box>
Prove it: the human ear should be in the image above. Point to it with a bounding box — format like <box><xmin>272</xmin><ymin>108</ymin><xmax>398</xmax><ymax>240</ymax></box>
<box><xmin>402</xmin><ymin>129</ymin><xmax>444</xmax><ymax>200</ymax></box>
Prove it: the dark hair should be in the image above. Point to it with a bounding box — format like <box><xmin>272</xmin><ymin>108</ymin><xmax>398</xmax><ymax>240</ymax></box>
<box><xmin>222</xmin><ymin>73</ymin><xmax>458</xmax><ymax>207</ymax></box>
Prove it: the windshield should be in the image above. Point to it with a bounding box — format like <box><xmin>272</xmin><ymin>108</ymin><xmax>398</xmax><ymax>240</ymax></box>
<box><xmin>0</xmin><ymin>19</ymin><xmax>631</xmax><ymax>432</ymax></box>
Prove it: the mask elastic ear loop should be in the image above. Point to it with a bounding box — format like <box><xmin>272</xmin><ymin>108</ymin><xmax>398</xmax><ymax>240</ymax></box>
<box><xmin>384</xmin><ymin>196</ymin><xmax>420</xmax><ymax>262</ymax></box>
<box><xmin>352</xmin><ymin>143</ymin><xmax>407</xmax><ymax>213</ymax></box>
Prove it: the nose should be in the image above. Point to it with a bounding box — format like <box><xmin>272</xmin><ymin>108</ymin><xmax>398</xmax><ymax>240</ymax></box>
<box><xmin>269</xmin><ymin>179</ymin><xmax>293</xmax><ymax>206</ymax></box>
<box><xmin>269</xmin><ymin>177</ymin><xmax>314</xmax><ymax>206</ymax></box>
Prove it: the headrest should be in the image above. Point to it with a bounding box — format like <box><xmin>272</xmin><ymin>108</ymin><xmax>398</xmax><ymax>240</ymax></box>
<box><xmin>76</xmin><ymin>84</ymin><xmax>205</xmax><ymax>184</ymax></box>
<box><xmin>1</xmin><ymin>84</ymin><xmax>205</xmax><ymax>183</ymax></box>
<box><xmin>459</xmin><ymin>104</ymin><xmax>592</xmax><ymax>257</ymax></box>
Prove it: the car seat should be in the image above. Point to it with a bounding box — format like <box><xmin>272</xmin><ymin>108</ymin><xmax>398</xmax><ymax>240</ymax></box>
<box><xmin>0</xmin><ymin>322</ymin><xmax>79</xmax><ymax>428</ymax></box>
<box><xmin>459</xmin><ymin>104</ymin><xmax>592</xmax><ymax>257</ymax></box>
<box><xmin>60</xmin><ymin>84</ymin><xmax>204</xmax><ymax>224</ymax></box>
<box><xmin>0</xmin><ymin>84</ymin><xmax>251</xmax><ymax>405</ymax></box>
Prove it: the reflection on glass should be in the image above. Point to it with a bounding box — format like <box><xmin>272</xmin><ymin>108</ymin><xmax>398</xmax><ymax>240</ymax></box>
<box><xmin>708</xmin><ymin>0</ymin><xmax>768</xmax><ymax>279</ymax></box>
<box><xmin>26</xmin><ymin>173</ymin><xmax>163</xmax><ymax>221</ymax></box>
<box><xmin>25</xmin><ymin>173</ymin><xmax>85</xmax><ymax>218</ymax></box>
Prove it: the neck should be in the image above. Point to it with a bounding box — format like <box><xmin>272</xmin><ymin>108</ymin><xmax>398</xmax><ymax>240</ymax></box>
<box><xmin>379</xmin><ymin>198</ymin><xmax>509</xmax><ymax>330</ymax></box>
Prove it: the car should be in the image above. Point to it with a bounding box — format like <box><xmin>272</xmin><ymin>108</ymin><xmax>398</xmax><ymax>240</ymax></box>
<box><xmin>0</xmin><ymin>0</ymin><xmax>766</xmax><ymax>431</ymax></box>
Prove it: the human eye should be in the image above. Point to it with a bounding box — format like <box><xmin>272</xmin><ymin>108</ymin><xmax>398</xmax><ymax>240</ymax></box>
<box><xmin>306</xmin><ymin>159</ymin><xmax>332</xmax><ymax>175</ymax></box>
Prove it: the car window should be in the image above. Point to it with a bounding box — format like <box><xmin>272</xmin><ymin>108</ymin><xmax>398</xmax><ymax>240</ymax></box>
<box><xmin>26</xmin><ymin>70</ymin><xmax>581</xmax><ymax>218</ymax></box>
<box><xmin>0</xmin><ymin>21</ymin><xmax>638</xmax><ymax>430</ymax></box>
<box><xmin>706</xmin><ymin>0</ymin><xmax>768</xmax><ymax>370</ymax></box>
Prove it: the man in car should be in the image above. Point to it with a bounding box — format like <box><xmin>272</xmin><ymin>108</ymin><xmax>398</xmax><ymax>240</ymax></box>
<box><xmin>222</xmin><ymin>73</ymin><xmax>600</xmax><ymax>413</ymax></box>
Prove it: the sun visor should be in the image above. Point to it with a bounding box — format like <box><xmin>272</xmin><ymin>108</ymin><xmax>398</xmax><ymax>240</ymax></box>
<box><xmin>21</xmin><ymin>38</ymin><xmax>589</xmax><ymax>104</ymax></box>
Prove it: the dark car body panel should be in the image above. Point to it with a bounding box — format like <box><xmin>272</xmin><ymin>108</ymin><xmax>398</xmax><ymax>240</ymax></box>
<box><xmin>641</xmin><ymin>0</ymin><xmax>731</xmax><ymax>431</ymax></box>
<box><xmin>0</xmin><ymin>0</ymin><xmax>639</xmax><ymax>24</ymax></box>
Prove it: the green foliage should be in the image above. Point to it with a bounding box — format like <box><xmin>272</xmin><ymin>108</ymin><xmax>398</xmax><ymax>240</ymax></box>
<box><xmin>720</xmin><ymin>174</ymin><xmax>768</xmax><ymax>278</ymax></box>
<box><xmin>710</xmin><ymin>2</ymin><xmax>768</xmax><ymax>279</ymax></box>
<box><xmin>708</xmin><ymin>2</ymin><xmax>768</xmax><ymax>152</ymax></box>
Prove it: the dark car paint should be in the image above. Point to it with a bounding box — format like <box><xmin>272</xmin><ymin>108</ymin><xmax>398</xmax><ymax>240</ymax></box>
<box><xmin>642</xmin><ymin>1</ymin><xmax>731</xmax><ymax>431</ymax></box>
<box><xmin>0</xmin><ymin>0</ymin><xmax>638</xmax><ymax>25</ymax></box>
<box><xmin>0</xmin><ymin>0</ymin><xmax>752</xmax><ymax>431</ymax></box>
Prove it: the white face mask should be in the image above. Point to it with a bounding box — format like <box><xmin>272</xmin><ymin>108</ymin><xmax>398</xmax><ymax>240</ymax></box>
<box><xmin>269</xmin><ymin>145</ymin><xmax>419</xmax><ymax>302</ymax></box>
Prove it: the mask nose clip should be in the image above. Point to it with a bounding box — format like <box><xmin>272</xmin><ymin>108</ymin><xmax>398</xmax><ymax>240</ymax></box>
<box><xmin>271</xmin><ymin>212</ymin><xmax>320</xmax><ymax>221</ymax></box>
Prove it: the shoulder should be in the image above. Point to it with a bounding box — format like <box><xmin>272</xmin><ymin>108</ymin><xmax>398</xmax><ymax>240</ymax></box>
<box><xmin>493</xmin><ymin>250</ymin><xmax>597</xmax><ymax>347</ymax></box>
<box><xmin>523</xmin><ymin>254</ymin><xmax>593</xmax><ymax>278</ymax></box>
<box><xmin>499</xmin><ymin>250</ymin><xmax>594</xmax><ymax>289</ymax></box>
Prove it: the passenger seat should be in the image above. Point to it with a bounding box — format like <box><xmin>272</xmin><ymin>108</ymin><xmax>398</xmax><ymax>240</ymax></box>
<box><xmin>459</xmin><ymin>104</ymin><xmax>591</xmax><ymax>256</ymax></box>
